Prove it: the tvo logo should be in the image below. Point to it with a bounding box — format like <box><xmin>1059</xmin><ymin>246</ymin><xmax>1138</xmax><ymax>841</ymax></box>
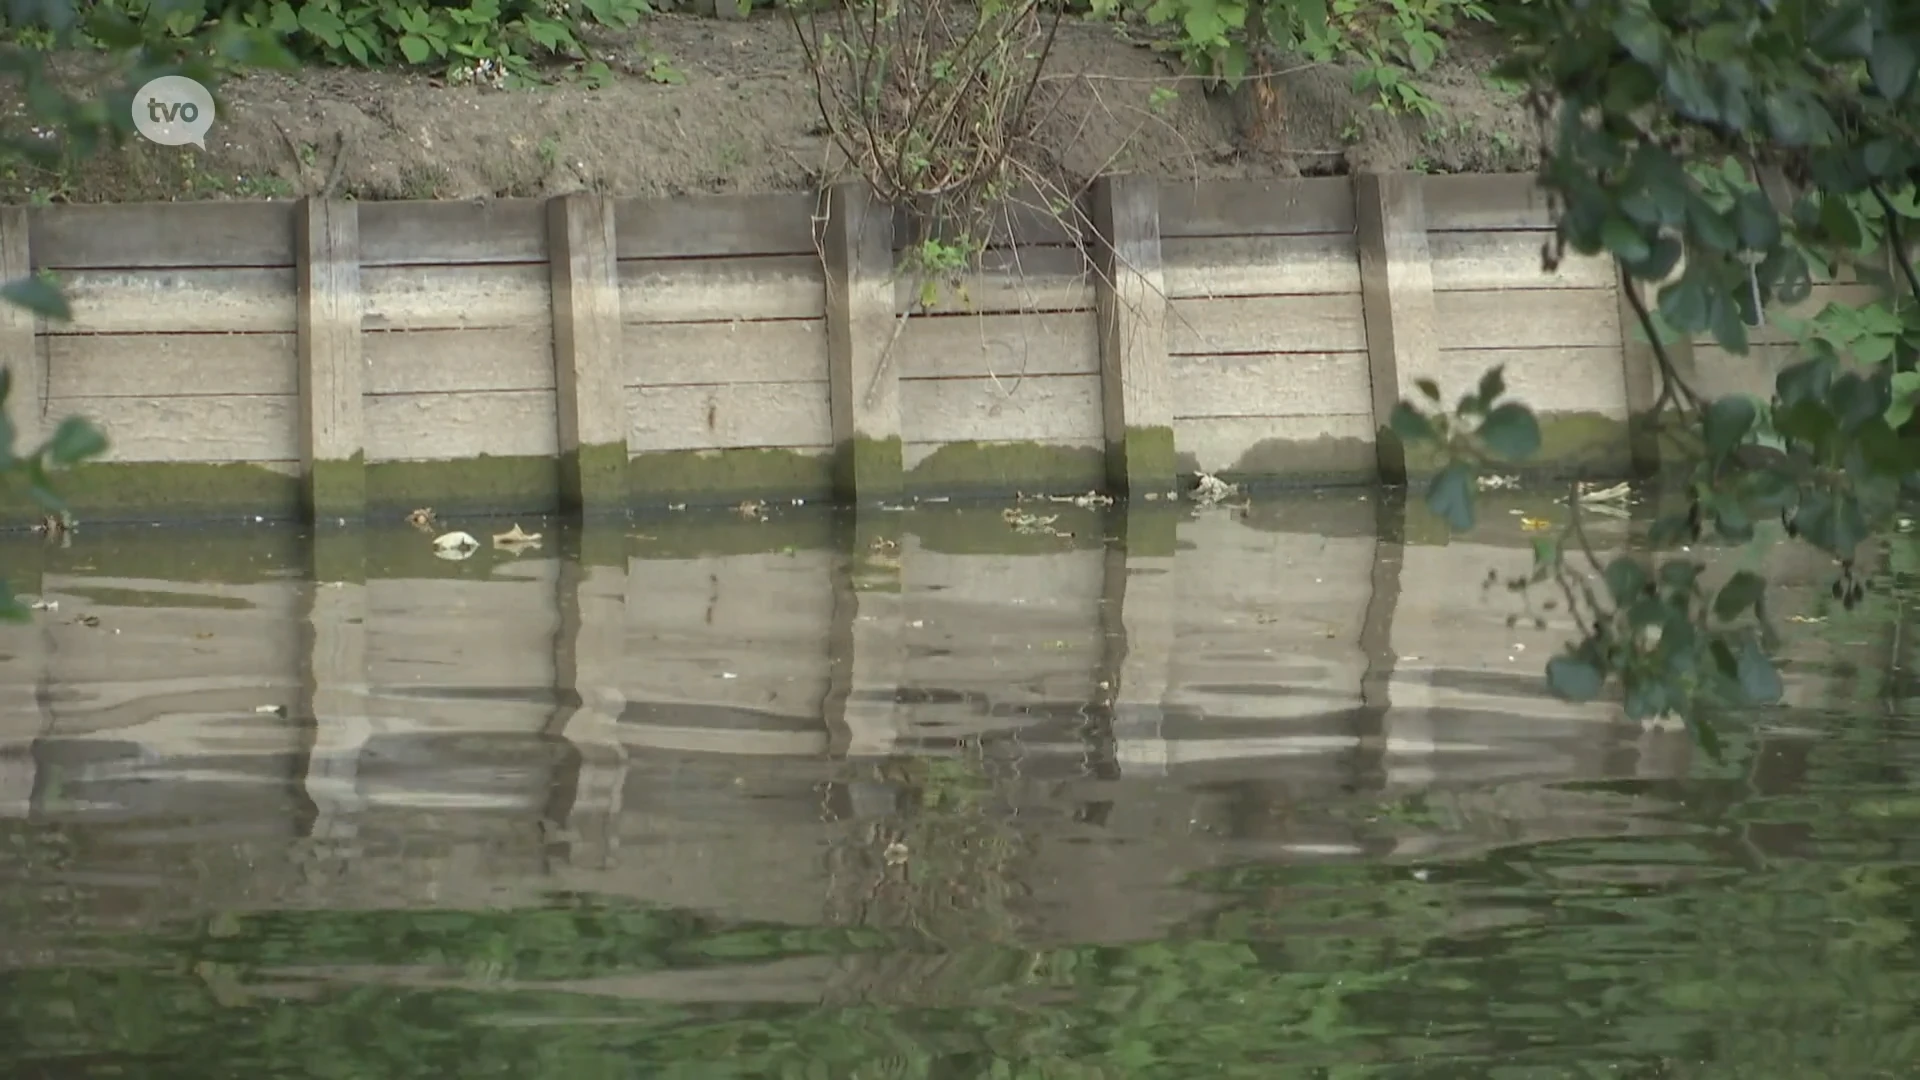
<box><xmin>132</xmin><ymin>75</ymin><xmax>216</xmax><ymax>149</ymax></box>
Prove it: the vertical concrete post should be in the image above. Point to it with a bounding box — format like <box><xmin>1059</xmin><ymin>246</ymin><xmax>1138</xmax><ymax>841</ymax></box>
<box><xmin>548</xmin><ymin>193</ymin><xmax>630</xmax><ymax>515</ymax></box>
<box><xmin>1354</xmin><ymin>173</ymin><xmax>1441</xmax><ymax>485</ymax></box>
<box><xmin>300</xmin><ymin>539</ymin><xmax>370</xmax><ymax>844</ymax></box>
<box><xmin>296</xmin><ymin>198</ymin><xmax>365</xmax><ymax>523</ymax></box>
<box><xmin>0</xmin><ymin>208</ymin><xmax>43</xmax><ymax>453</ymax></box>
<box><xmin>1101</xmin><ymin>506</ymin><xmax>1179</xmax><ymax>776</ymax></box>
<box><xmin>549</xmin><ymin>534</ymin><xmax>630</xmax><ymax>868</ymax></box>
<box><xmin>1092</xmin><ymin>175</ymin><xmax>1177</xmax><ymax>498</ymax></box>
<box><xmin>821</xmin><ymin>182</ymin><xmax>902</xmax><ymax>503</ymax></box>
<box><xmin>823</xmin><ymin>511</ymin><xmax>906</xmax><ymax>758</ymax></box>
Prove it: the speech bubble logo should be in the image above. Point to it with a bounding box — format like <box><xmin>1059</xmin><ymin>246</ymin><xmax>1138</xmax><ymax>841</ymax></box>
<box><xmin>132</xmin><ymin>75</ymin><xmax>216</xmax><ymax>150</ymax></box>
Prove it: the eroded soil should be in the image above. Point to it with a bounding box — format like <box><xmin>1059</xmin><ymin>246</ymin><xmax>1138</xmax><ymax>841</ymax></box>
<box><xmin>0</xmin><ymin>14</ymin><xmax>1542</xmax><ymax>203</ymax></box>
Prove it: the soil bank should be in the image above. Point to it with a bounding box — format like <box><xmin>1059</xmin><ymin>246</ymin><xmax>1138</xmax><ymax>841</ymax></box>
<box><xmin>0</xmin><ymin>14</ymin><xmax>1542</xmax><ymax>205</ymax></box>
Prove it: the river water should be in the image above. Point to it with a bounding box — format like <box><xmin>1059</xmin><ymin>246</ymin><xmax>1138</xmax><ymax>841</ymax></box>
<box><xmin>0</xmin><ymin>491</ymin><xmax>1914</xmax><ymax>1077</ymax></box>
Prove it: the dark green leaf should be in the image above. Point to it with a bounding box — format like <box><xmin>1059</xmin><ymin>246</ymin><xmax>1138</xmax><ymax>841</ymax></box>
<box><xmin>1415</xmin><ymin>378</ymin><xmax>1441</xmax><ymax>403</ymax></box>
<box><xmin>1476</xmin><ymin>365</ymin><xmax>1507</xmax><ymax>410</ymax></box>
<box><xmin>1776</xmin><ymin>358</ymin><xmax>1834</xmax><ymax>408</ymax></box>
<box><xmin>1478</xmin><ymin>402</ymin><xmax>1541</xmax><ymax>461</ymax></box>
<box><xmin>1388</xmin><ymin>402</ymin><xmax>1438</xmax><ymax>445</ymax></box>
<box><xmin>1603</xmin><ymin>555</ymin><xmax>1648</xmax><ymax>605</ymax></box>
<box><xmin>1811</xmin><ymin>3</ymin><xmax>1875</xmax><ymax>60</ymax></box>
<box><xmin>1731</xmin><ymin>190</ymin><xmax>1781</xmax><ymax>251</ymax></box>
<box><xmin>1610</xmin><ymin>10</ymin><xmax>1666</xmax><ymax>67</ymax></box>
<box><xmin>1425</xmin><ymin>462</ymin><xmax>1476</xmax><ymax>533</ymax></box>
<box><xmin>1793</xmin><ymin>488</ymin><xmax>1869</xmax><ymax>559</ymax></box>
<box><xmin>1623</xmin><ymin>673</ymin><xmax>1667</xmax><ymax>722</ymax></box>
<box><xmin>1658</xmin><ymin>559</ymin><xmax>1702</xmax><ymax>591</ymax></box>
<box><xmin>1703</xmin><ymin>395</ymin><xmax>1756</xmax><ymax>458</ymax></box>
<box><xmin>1601</xmin><ymin>216</ymin><xmax>1651</xmax><ymax>263</ymax></box>
<box><xmin>1657</xmin><ymin>274</ymin><xmax>1710</xmax><ymax>332</ymax></box>
<box><xmin>1820</xmin><ymin>194</ymin><xmax>1864</xmax><ymax>249</ymax></box>
<box><xmin>1624</xmin><ymin>234</ymin><xmax>1683</xmax><ymax>281</ymax></box>
<box><xmin>43</xmin><ymin>416</ymin><xmax>106</xmax><ymax>467</ymax></box>
<box><xmin>1546</xmin><ymin>654</ymin><xmax>1605</xmax><ymax>703</ymax></box>
<box><xmin>1713</xmin><ymin>570</ymin><xmax>1766</xmax><ymax>621</ymax></box>
<box><xmin>0</xmin><ymin>274</ymin><xmax>69</xmax><ymax>321</ymax></box>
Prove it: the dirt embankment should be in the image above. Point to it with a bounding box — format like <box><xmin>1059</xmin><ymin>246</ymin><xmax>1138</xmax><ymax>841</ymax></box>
<box><xmin>0</xmin><ymin>14</ymin><xmax>1543</xmax><ymax>204</ymax></box>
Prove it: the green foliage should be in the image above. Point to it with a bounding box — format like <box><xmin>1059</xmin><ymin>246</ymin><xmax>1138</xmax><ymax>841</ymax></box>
<box><xmin>1084</xmin><ymin>0</ymin><xmax>1495</xmax><ymax>115</ymax></box>
<box><xmin>3</xmin><ymin>0</ymin><xmax>654</xmax><ymax>83</ymax></box>
<box><xmin>0</xmin><ymin>0</ymin><xmax>250</xmax><ymax>616</ymax></box>
<box><xmin>1387</xmin><ymin>0</ymin><xmax>1920</xmax><ymax>745</ymax></box>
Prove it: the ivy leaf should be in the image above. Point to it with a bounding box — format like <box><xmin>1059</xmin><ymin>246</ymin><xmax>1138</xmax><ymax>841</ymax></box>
<box><xmin>1478</xmin><ymin>402</ymin><xmax>1541</xmax><ymax>460</ymax></box>
<box><xmin>1547</xmin><ymin>654</ymin><xmax>1605</xmax><ymax>703</ymax></box>
<box><xmin>1425</xmin><ymin>462</ymin><xmax>1476</xmax><ymax>533</ymax></box>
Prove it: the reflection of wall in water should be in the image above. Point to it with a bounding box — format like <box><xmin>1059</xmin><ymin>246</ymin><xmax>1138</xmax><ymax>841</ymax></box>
<box><xmin>0</xmin><ymin>503</ymin><xmax>1868</xmax><ymax>934</ymax></box>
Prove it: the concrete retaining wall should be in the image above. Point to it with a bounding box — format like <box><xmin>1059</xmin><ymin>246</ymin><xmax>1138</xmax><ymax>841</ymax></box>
<box><xmin>6</xmin><ymin>173</ymin><xmax>1882</xmax><ymax>520</ymax></box>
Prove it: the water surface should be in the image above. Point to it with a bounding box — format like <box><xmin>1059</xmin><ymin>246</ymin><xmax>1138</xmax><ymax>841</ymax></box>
<box><xmin>0</xmin><ymin>492</ymin><xmax>1913</xmax><ymax>1078</ymax></box>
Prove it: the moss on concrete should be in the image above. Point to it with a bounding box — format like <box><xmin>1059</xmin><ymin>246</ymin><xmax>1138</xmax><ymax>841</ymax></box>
<box><xmin>1402</xmin><ymin>411</ymin><xmax>1633</xmax><ymax>484</ymax></box>
<box><xmin>561</xmin><ymin>441</ymin><xmax>632</xmax><ymax>515</ymax></box>
<box><xmin>3</xmin><ymin>461</ymin><xmax>303</xmax><ymax>525</ymax></box>
<box><xmin>1176</xmin><ymin>435</ymin><xmax>1379</xmax><ymax>490</ymax></box>
<box><xmin>1108</xmin><ymin>425</ymin><xmax>1177</xmax><ymax>496</ymax></box>
<box><xmin>307</xmin><ymin>452</ymin><xmax>366</xmax><ymax>524</ymax></box>
<box><xmin>834</xmin><ymin>435</ymin><xmax>904</xmax><ymax>503</ymax></box>
<box><xmin>631</xmin><ymin>447</ymin><xmax>834</xmax><ymax>505</ymax></box>
<box><xmin>366</xmin><ymin>455</ymin><xmax>561</xmax><ymax>516</ymax></box>
<box><xmin>1114</xmin><ymin>499</ymin><xmax>1182</xmax><ymax>557</ymax></box>
<box><xmin>907</xmin><ymin>440</ymin><xmax>1106</xmax><ymax>497</ymax></box>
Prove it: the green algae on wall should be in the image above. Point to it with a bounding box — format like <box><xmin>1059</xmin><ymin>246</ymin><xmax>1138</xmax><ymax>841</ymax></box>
<box><xmin>1176</xmin><ymin>434</ymin><xmax>1379</xmax><ymax>489</ymax></box>
<box><xmin>1399</xmin><ymin>411</ymin><xmax>1632</xmax><ymax>483</ymax></box>
<box><xmin>906</xmin><ymin>440</ymin><xmax>1106</xmax><ymax>497</ymax></box>
<box><xmin>632</xmin><ymin>447</ymin><xmax>835</xmax><ymax>505</ymax></box>
<box><xmin>365</xmin><ymin>455</ymin><xmax>562</xmax><ymax>516</ymax></box>
<box><xmin>307</xmin><ymin>452</ymin><xmax>366</xmax><ymax>523</ymax></box>
<box><xmin>1107</xmin><ymin>425</ymin><xmax>1177</xmax><ymax>496</ymax></box>
<box><xmin>561</xmin><ymin>442</ymin><xmax>630</xmax><ymax>514</ymax></box>
<box><xmin>6</xmin><ymin>461</ymin><xmax>304</xmax><ymax>524</ymax></box>
<box><xmin>833</xmin><ymin>436</ymin><xmax>903</xmax><ymax>504</ymax></box>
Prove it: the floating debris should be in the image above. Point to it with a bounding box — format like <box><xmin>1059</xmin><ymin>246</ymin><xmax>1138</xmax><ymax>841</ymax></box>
<box><xmin>1576</xmin><ymin>481</ymin><xmax>1631</xmax><ymax>503</ymax></box>
<box><xmin>28</xmin><ymin>599</ymin><xmax>55</xmax><ymax>612</ymax></box>
<box><xmin>491</xmin><ymin>523</ymin><xmax>542</xmax><ymax>553</ymax></box>
<box><xmin>735</xmin><ymin>499</ymin><xmax>768</xmax><ymax>520</ymax></box>
<box><xmin>1519</xmin><ymin>516</ymin><xmax>1554</xmax><ymax>532</ymax></box>
<box><xmin>1191</xmin><ymin>472</ymin><xmax>1237</xmax><ymax>505</ymax></box>
<box><xmin>1003</xmin><ymin>507</ymin><xmax>1071</xmax><ymax>537</ymax></box>
<box><xmin>406</xmin><ymin>508</ymin><xmax>439</xmax><ymax>532</ymax></box>
<box><xmin>1477</xmin><ymin>473</ymin><xmax>1521</xmax><ymax>491</ymax></box>
<box><xmin>432</xmin><ymin>530</ymin><xmax>480</xmax><ymax>560</ymax></box>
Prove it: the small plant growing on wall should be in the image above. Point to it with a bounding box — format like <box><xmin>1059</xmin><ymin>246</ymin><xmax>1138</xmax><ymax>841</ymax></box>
<box><xmin>784</xmin><ymin>0</ymin><xmax>1087</xmax><ymax>311</ymax></box>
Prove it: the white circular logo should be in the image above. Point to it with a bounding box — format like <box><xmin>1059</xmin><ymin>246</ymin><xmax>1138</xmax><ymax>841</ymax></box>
<box><xmin>132</xmin><ymin>75</ymin><xmax>215</xmax><ymax>149</ymax></box>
